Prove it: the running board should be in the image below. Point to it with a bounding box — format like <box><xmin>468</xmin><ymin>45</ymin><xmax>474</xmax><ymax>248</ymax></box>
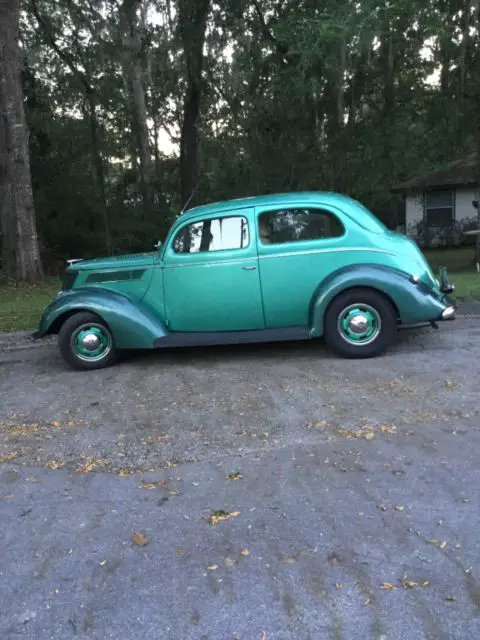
<box><xmin>153</xmin><ymin>326</ymin><xmax>309</xmax><ymax>348</ymax></box>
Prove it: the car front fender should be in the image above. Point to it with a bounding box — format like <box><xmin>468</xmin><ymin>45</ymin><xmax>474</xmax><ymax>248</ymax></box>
<box><xmin>309</xmin><ymin>264</ymin><xmax>448</xmax><ymax>337</ymax></box>
<box><xmin>36</xmin><ymin>288</ymin><xmax>168</xmax><ymax>349</ymax></box>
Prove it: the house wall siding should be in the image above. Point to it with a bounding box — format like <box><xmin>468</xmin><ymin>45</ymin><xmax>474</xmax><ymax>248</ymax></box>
<box><xmin>403</xmin><ymin>187</ymin><xmax>479</xmax><ymax>247</ymax></box>
<box><xmin>455</xmin><ymin>188</ymin><xmax>478</xmax><ymax>221</ymax></box>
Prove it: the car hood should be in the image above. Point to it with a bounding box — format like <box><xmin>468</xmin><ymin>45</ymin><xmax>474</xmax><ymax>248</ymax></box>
<box><xmin>69</xmin><ymin>252</ymin><xmax>156</xmax><ymax>272</ymax></box>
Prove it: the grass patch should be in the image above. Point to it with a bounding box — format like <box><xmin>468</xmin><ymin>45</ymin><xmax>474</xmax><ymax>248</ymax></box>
<box><xmin>445</xmin><ymin>272</ymin><xmax>480</xmax><ymax>301</ymax></box>
<box><xmin>423</xmin><ymin>246</ymin><xmax>480</xmax><ymax>301</ymax></box>
<box><xmin>423</xmin><ymin>247</ymin><xmax>477</xmax><ymax>272</ymax></box>
<box><xmin>0</xmin><ymin>246</ymin><xmax>479</xmax><ymax>334</ymax></box>
<box><xmin>0</xmin><ymin>278</ymin><xmax>60</xmax><ymax>332</ymax></box>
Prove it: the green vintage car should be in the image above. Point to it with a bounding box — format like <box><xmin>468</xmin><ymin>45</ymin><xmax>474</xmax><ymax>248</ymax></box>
<box><xmin>34</xmin><ymin>192</ymin><xmax>455</xmax><ymax>370</ymax></box>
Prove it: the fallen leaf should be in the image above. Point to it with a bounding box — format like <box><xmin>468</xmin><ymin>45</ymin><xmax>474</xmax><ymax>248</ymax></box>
<box><xmin>377</xmin><ymin>504</ymin><xmax>387</xmax><ymax>511</ymax></box>
<box><xmin>335</xmin><ymin>583</ymin><xmax>342</xmax><ymax>589</ymax></box>
<box><xmin>141</xmin><ymin>482</ymin><xmax>156</xmax><ymax>490</ymax></box>
<box><xmin>337</xmin><ymin>427</ymin><xmax>375</xmax><ymax>440</ymax></box>
<box><xmin>380</xmin><ymin>424</ymin><xmax>397</xmax><ymax>434</ymax></box>
<box><xmin>363</xmin><ymin>598</ymin><xmax>372</xmax><ymax>606</ymax></box>
<box><xmin>280</xmin><ymin>557</ymin><xmax>297</xmax><ymax>564</ymax></box>
<box><xmin>224</xmin><ymin>557</ymin><xmax>236</xmax><ymax>567</ymax></box>
<box><xmin>443</xmin><ymin>380</ymin><xmax>459</xmax><ymax>390</ymax></box>
<box><xmin>166</xmin><ymin>461</ymin><xmax>178</xmax><ymax>469</ymax></box>
<box><xmin>0</xmin><ymin>451</ymin><xmax>18</xmax><ymax>462</ymax></box>
<box><xmin>131</xmin><ymin>532</ymin><xmax>149</xmax><ymax>547</ymax></box>
<box><xmin>51</xmin><ymin>421</ymin><xmax>61</xmax><ymax>428</ymax></box>
<box><xmin>394</xmin><ymin>505</ymin><xmax>405</xmax><ymax>512</ymax></box>
<box><xmin>117</xmin><ymin>470</ymin><xmax>132</xmax><ymax>477</ymax></box>
<box><xmin>8</xmin><ymin>425</ymin><xmax>39</xmax><ymax>436</ymax></box>
<box><xmin>78</xmin><ymin>458</ymin><xmax>105</xmax><ymax>473</ymax></box>
<box><xmin>46</xmin><ymin>460</ymin><xmax>63</xmax><ymax>470</ymax></box>
<box><xmin>380</xmin><ymin>582</ymin><xmax>397</xmax><ymax>591</ymax></box>
<box><xmin>422</xmin><ymin>581</ymin><xmax>430</xmax><ymax>587</ymax></box>
<box><xmin>169</xmin><ymin>490</ymin><xmax>181</xmax><ymax>496</ymax></box>
<box><xmin>227</xmin><ymin>471</ymin><xmax>242</xmax><ymax>481</ymax></box>
<box><xmin>400</xmin><ymin>577</ymin><xmax>419</xmax><ymax>589</ymax></box>
<box><xmin>207</xmin><ymin>564</ymin><xmax>218</xmax><ymax>571</ymax></box>
<box><xmin>439</xmin><ymin>541</ymin><xmax>447</xmax><ymax>550</ymax></box>
<box><xmin>240</xmin><ymin>548</ymin><xmax>250</xmax><ymax>557</ymax></box>
<box><xmin>207</xmin><ymin>510</ymin><xmax>240</xmax><ymax>526</ymax></box>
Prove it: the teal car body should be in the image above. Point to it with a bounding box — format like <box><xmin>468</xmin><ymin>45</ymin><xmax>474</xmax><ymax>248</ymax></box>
<box><xmin>34</xmin><ymin>192</ymin><xmax>456</xmax><ymax>369</ymax></box>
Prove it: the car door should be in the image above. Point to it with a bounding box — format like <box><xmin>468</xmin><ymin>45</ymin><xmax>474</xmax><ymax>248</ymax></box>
<box><xmin>256</xmin><ymin>204</ymin><xmax>350</xmax><ymax>328</ymax></box>
<box><xmin>163</xmin><ymin>208</ymin><xmax>265</xmax><ymax>332</ymax></box>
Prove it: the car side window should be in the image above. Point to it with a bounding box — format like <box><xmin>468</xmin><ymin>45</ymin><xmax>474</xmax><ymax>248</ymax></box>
<box><xmin>173</xmin><ymin>216</ymin><xmax>250</xmax><ymax>253</ymax></box>
<box><xmin>258</xmin><ymin>208</ymin><xmax>344</xmax><ymax>244</ymax></box>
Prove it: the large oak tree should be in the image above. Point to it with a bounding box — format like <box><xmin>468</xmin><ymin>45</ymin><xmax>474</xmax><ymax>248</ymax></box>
<box><xmin>0</xmin><ymin>0</ymin><xmax>43</xmax><ymax>281</ymax></box>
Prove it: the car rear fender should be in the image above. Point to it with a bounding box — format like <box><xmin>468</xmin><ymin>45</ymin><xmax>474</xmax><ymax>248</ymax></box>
<box><xmin>309</xmin><ymin>264</ymin><xmax>446</xmax><ymax>337</ymax></box>
<box><xmin>37</xmin><ymin>288</ymin><xmax>167</xmax><ymax>349</ymax></box>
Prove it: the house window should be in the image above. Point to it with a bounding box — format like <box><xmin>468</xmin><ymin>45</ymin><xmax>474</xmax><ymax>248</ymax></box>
<box><xmin>424</xmin><ymin>190</ymin><xmax>454</xmax><ymax>227</ymax></box>
<box><xmin>258</xmin><ymin>208</ymin><xmax>344</xmax><ymax>244</ymax></box>
<box><xmin>173</xmin><ymin>216</ymin><xmax>249</xmax><ymax>253</ymax></box>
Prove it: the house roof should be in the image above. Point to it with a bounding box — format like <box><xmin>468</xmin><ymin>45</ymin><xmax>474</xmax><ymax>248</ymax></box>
<box><xmin>392</xmin><ymin>153</ymin><xmax>479</xmax><ymax>192</ymax></box>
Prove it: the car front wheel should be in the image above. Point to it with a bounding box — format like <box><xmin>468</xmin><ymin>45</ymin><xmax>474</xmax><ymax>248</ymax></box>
<box><xmin>324</xmin><ymin>289</ymin><xmax>397</xmax><ymax>359</ymax></box>
<box><xmin>58</xmin><ymin>312</ymin><xmax>118</xmax><ymax>371</ymax></box>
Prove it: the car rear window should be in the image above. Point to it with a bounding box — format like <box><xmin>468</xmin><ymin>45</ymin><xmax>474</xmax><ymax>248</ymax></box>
<box><xmin>258</xmin><ymin>208</ymin><xmax>344</xmax><ymax>244</ymax></box>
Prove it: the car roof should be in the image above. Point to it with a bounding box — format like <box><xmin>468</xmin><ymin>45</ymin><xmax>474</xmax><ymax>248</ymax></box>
<box><xmin>176</xmin><ymin>191</ymin><xmax>387</xmax><ymax>234</ymax></box>
<box><xmin>181</xmin><ymin>191</ymin><xmax>358</xmax><ymax>220</ymax></box>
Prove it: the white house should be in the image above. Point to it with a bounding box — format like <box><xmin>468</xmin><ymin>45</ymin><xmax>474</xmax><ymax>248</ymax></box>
<box><xmin>393</xmin><ymin>153</ymin><xmax>479</xmax><ymax>248</ymax></box>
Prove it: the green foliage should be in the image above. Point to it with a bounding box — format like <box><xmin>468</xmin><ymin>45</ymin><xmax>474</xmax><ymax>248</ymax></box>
<box><xmin>11</xmin><ymin>0</ymin><xmax>480</xmax><ymax>269</ymax></box>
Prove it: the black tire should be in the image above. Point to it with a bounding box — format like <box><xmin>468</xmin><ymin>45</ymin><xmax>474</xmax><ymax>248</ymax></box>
<box><xmin>58</xmin><ymin>312</ymin><xmax>118</xmax><ymax>371</ymax></box>
<box><xmin>324</xmin><ymin>288</ymin><xmax>397</xmax><ymax>359</ymax></box>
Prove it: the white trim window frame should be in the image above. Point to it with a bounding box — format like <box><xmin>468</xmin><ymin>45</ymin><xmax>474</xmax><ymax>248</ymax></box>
<box><xmin>424</xmin><ymin>189</ymin><xmax>455</xmax><ymax>227</ymax></box>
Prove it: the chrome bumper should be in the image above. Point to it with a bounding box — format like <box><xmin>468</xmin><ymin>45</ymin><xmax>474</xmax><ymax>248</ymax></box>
<box><xmin>440</xmin><ymin>305</ymin><xmax>455</xmax><ymax>320</ymax></box>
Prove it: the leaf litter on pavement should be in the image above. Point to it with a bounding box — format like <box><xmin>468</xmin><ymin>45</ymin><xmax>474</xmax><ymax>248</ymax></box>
<box><xmin>227</xmin><ymin>471</ymin><xmax>242</xmax><ymax>481</ymax></box>
<box><xmin>131</xmin><ymin>532</ymin><xmax>150</xmax><ymax>547</ymax></box>
<box><xmin>207</xmin><ymin>510</ymin><xmax>240</xmax><ymax>525</ymax></box>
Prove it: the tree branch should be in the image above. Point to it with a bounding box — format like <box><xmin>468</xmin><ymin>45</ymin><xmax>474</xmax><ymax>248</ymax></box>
<box><xmin>28</xmin><ymin>0</ymin><xmax>93</xmax><ymax>95</ymax></box>
<box><xmin>251</xmin><ymin>0</ymin><xmax>289</xmax><ymax>63</ymax></box>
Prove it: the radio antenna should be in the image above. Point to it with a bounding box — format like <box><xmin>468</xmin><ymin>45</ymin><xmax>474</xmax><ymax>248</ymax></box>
<box><xmin>180</xmin><ymin>178</ymin><xmax>202</xmax><ymax>214</ymax></box>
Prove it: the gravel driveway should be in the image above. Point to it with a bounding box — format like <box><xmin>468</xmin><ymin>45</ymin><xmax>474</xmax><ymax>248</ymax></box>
<box><xmin>1</xmin><ymin>318</ymin><xmax>479</xmax><ymax>639</ymax></box>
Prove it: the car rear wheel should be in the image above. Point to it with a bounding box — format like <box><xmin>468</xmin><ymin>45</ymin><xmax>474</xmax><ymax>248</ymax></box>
<box><xmin>58</xmin><ymin>312</ymin><xmax>118</xmax><ymax>371</ymax></box>
<box><xmin>324</xmin><ymin>289</ymin><xmax>397</xmax><ymax>359</ymax></box>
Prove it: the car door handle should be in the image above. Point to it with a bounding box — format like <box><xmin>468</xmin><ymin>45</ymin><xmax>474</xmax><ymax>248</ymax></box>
<box><xmin>242</xmin><ymin>265</ymin><xmax>257</xmax><ymax>271</ymax></box>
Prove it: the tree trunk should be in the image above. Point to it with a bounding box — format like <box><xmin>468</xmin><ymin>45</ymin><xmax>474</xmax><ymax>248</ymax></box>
<box><xmin>178</xmin><ymin>0</ymin><xmax>210</xmax><ymax>208</ymax></box>
<box><xmin>0</xmin><ymin>0</ymin><xmax>43</xmax><ymax>281</ymax></box>
<box><xmin>84</xmin><ymin>91</ymin><xmax>112</xmax><ymax>255</ymax></box>
<box><xmin>328</xmin><ymin>31</ymin><xmax>346</xmax><ymax>191</ymax></box>
<box><xmin>381</xmin><ymin>24</ymin><xmax>395</xmax><ymax>175</ymax></box>
<box><xmin>475</xmin><ymin>0</ymin><xmax>480</xmax><ymax>267</ymax></box>
<box><xmin>120</xmin><ymin>0</ymin><xmax>154</xmax><ymax>211</ymax></box>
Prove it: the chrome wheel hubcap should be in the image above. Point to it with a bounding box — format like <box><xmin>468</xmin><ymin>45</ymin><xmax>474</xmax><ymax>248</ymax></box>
<box><xmin>81</xmin><ymin>333</ymin><xmax>102</xmax><ymax>351</ymax></box>
<box><xmin>348</xmin><ymin>314</ymin><xmax>369</xmax><ymax>334</ymax></box>
<box><xmin>71</xmin><ymin>324</ymin><xmax>112</xmax><ymax>362</ymax></box>
<box><xmin>337</xmin><ymin>304</ymin><xmax>382</xmax><ymax>346</ymax></box>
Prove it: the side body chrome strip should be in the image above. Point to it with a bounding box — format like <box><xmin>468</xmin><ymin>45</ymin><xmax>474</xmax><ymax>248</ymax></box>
<box><xmin>161</xmin><ymin>247</ymin><xmax>395</xmax><ymax>270</ymax></box>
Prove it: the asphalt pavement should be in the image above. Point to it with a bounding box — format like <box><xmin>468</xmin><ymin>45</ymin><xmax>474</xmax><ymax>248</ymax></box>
<box><xmin>0</xmin><ymin>317</ymin><xmax>479</xmax><ymax>639</ymax></box>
